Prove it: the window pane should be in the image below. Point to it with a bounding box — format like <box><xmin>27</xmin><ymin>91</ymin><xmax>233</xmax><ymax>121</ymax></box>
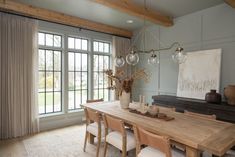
<box><xmin>46</xmin><ymin>92</ymin><xmax>53</xmax><ymax>113</ymax></box>
<box><xmin>82</xmin><ymin>39</ymin><xmax>88</xmax><ymax>50</ymax></box>
<box><xmin>54</xmin><ymin>92</ymin><xmax>61</xmax><ymax>112</ymax></box>
<box><xmin>75</xmin><ymin>53</ymin><xmax>81</xmax><ymax>71</ymax></box>
<box><xmin>75</xmin><ymin>38</ymin><xmax>81</xmax><ymax>49</ymax></box>
<box><xmin>46</xmin><ymin>50</ymin><xmax>53</xmax><ymax>70</ymax></box>
<box><xmin>104</xmin><ymin>89</ymin><xmax>109</xmax><ymax>101</ymax></box>
<box><xmin>54</xmin><ymin>51</ymin><xmax>61</xmax><ymax>71</ymax></box>
<box><xmin>93</xmin><ymin>72</ymin><xmax>99</xmax><ymax>89</ymax></box>
<box><xmin>99</xmin><ymin>55</ymin><xmax>104</xmax><ymax>71</ymax></box>
<box><xmin>38</xmin><ymin>93</ymin><xmax>45</xmax><ymax>114</ymax></box>
<box><xmin>82</xmin><ymin>72</ymin><xmax>87</xmax><ymax>90</ymax></box>
<box><xmin>38</xmin><ymin>49</ymin><xmax>45</xmax><ymax>70</ymax></box>
<box><xmin>93</xmin><ymin>55</ymin><xmax>98</xmax><ymax>71</ymax></box>
<box><xmin>94</xmin><ymin>41</ymin><xmax>98</xmax><ymax>51</ymax></box>
<box><xmin>68</xmin><ymin>37</ymin><xmax>75</xmax><ymax>49</ymax></box>
<box><xmin>38</xmin><ymin>33</ymin><xmax>45</xmax><ymax>45</ymax></box>
<box><xmin>54</xmin><ymin>35</ymin><xmax>61</xmax><ymax>47</ymax></box>
<box><xmin>81</xmin><ymin>90</ymin><xmax>87</xmax><ymax>104</ymax></box>
<box><xmin>68</xmin><ymin>72</ymin><xmax>74</xmax><ymax>90</ymax></box>
<box><xmin>54</xmin><ymin>72</ymin><xmax>61</xmax><ymax>91</ymax></box>
<box><xmin>75</xmin><ymin>72</ymin><xmax>81</xmax><ymax>90</ymax></box>
<box><xmin>75</xmin><ymin>90</ymin><xmax>81</xmax><ymax>108</ymax></box>
<box><xmin>103</xmin><ymin>56</ymin><xmax>109</xmax><ymax>70</ymax></box>
<box><xmin>46</xmin><ymin>34</ymin><xmax>53</xmax><ymax>46</ymax></box>
<box><xmin>99</xmin><ymin>73</ymin><xmax>104</xmax><ymax>88</ymax></box>
<box><xmin>68</xmin><ymin>53</ymin><xmax>75</xmax><ymax>71</ymax></box>
<box><xmin>93</xmin><ymin>90</ymin><xmax>99</xmax><ymax>99</ymax></box>
<box><xmin>46</xmin><ymin>72</ymin><xmax>53</xmax><ymax>91</ymax></box>
<box><xmin>99</xmin><ymin>42</ymin><xmax>103</xmax><ymax>52</ymax></box>
<box><xmin>99</xmin><ymin>89</ymin><xmax>104</xmax><ymax>99</ymax></box>
<box><xmin>68</xmin><ymin>91</ymin><xmax>75</xmax><ymax>110</ymax></box>
<box><xmin>81</xmin><ymin>54</ymin><xmax>87</xmax><ymax>71</ymax></box>
<box><xmin>39</xmin><ymin>72</ymin><xmax>45</xmax><ymax>92</ymax></box>
<box><xmin>104</xmin><ymin>43</ymin><xmax>109</xmax><ymax>53</ymax></box>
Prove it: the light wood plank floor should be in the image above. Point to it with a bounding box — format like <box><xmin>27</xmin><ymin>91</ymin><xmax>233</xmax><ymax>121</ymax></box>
<box><xmin>0</xmin><ymin>124</ymin><xmax>135</xmax><ymax>157</ymax></box>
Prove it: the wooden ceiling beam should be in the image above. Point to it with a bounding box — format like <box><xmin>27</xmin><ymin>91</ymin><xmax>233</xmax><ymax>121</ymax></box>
<box><xmin>0</xmin><ymin>0</ymin><xmax>132</xmax><ymax>38</ymax></box>
<box><xmin>93</xmin><ymin>0</ymin><xmax>173</xmax><ymax>27</ymax></box>
<box><xmin>224</xmin><ymin>0</ymin><xmax>235</xmax><ymax>8</ymax></box>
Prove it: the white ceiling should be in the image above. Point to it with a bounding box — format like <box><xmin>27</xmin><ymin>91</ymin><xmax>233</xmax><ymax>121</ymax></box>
<box><xmin>15</xmin><ymin>0</ymin><xmax>223</xmax><ymax>31</ymax></box>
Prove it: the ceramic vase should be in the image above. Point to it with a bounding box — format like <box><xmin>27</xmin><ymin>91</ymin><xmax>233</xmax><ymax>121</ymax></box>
<box><xmin>120</xmin><ymin>91</ymin><xmax>130</xmax><ymax>109</ymax></box>
<box><xmin>205</xmin><ymin>89</ymin><xmax>221</xmax><ymax>104</ymax></box>
<box><xmin>224</xmin><ymin>85</ymin><xmax>235</xmax><ymax>105</ymax></box>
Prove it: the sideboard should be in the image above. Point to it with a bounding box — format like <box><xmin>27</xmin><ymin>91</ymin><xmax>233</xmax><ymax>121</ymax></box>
<box><xmin>152</xmin><ymin>95</ymin><xmax>235</xmax><ymax>123</ymax></box>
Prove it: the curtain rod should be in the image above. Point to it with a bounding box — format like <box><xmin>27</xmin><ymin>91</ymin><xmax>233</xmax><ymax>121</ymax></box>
<box><xmin>0</xmin><ymin>10</ymin><xmax>131</xmax><ymax>39</ymax></box>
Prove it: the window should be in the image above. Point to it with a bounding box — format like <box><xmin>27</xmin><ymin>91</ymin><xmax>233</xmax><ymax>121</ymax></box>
<box><xmin>68</xmin><ymin>37</ymin><xmax>88</xmax><ymax>110</ymax></box>
<box><xmin>93</xmin><ymin>41</ymin><xmax>111</xmax><ymax>101</ymax></box>
<box><xmin>37</xmin><ymin>31</ymin><xmax>112</xmax><ymax>115</ymax></box>
<box><xmin>38</xmin><ymin>32</ymin><xmax>62</xmax><ymax>114</ymax></box>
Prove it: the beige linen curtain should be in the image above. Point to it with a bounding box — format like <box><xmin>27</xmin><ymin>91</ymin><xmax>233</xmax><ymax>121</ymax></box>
<box><xmin>0</xmin><ymin>13</ymin><xmax>39</xmax><ymax>139</ymax></box>
<box><xmin>112</xmin><ymin>36</ymin><xmax>131</xmax><ymax>99</ymax></box>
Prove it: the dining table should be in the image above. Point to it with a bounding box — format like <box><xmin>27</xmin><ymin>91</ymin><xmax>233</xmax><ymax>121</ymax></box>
<box><xmin>82</xmin><ymin>101</ymin><xmax>235</xmax><ymax>157</ymax></box>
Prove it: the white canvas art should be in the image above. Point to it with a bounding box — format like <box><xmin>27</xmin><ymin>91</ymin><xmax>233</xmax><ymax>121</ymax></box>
<box><xmin>177</xmin><ymin>49</ymin><xmax>222</xmax><ymax>100</ymax></box>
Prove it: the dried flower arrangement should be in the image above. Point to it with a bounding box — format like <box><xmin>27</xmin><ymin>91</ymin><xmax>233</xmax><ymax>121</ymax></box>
<box><xmin>104</xmin><ymin>69</ymin><xmax>150</xmax><ymax>96</ymax></box>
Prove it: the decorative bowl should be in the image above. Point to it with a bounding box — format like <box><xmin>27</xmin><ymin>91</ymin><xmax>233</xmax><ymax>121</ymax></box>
<box><xmin>148</xmin><ymin>105</ymin><xmax>159</xmax><ymax>116</ymax></box>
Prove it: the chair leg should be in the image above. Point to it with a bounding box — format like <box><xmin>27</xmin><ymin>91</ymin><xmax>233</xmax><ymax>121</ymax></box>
<box><xmin>103</xmin><ymin>142</ymin><xmax>108</xmax><ymax>157</ymax></box>
<box><xmin>96</xmin><ymin>135</ymin><xmax>101</xmax><ymax>157</ymax></box>
<box><xmin>122</xmin><ymin>150</ymin><xmax>127</xmax><ymax>157</ymax></box>
<box><xmin>83</xmin><ymin>131</ymin><xmax>88</xmax><ymax>152</ymax></box>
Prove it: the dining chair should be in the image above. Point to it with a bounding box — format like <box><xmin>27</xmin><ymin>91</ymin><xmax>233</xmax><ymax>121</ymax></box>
<box><xmin>184</xmin><ymin>110</ymin><xmax>216</xmax><ymax>120</ymax></box>
<box><xmin>86</xmin><ymin>98</ymin><xmax>104</xmax><ymax>103</ymax></box>
<box><xmin>83</xmin><ymin>108</ymin><xmax>105</xmax><ymax>157</ymax></box>
<box><xmin>102</xmin><ymin>114</ymin><xmax>136</xmax><ymax>157</ymax></box>
<box><xmin>133</xmin><ymin>126</ymin><xmax>185</xmax><ymax>157</ymax></box>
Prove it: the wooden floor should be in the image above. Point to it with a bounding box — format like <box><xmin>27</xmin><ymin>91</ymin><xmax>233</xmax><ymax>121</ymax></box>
<box><xmin>0</xmin><ymin>124</ymin><xmax>135</xmax><ymax>157</ymax></box>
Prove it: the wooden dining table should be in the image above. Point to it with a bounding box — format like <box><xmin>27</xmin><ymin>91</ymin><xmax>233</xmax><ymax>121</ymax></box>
<box><xmin>82</xmin><ymin>101</ymin><xmax>235</xmax><ymax>157</ymax></box>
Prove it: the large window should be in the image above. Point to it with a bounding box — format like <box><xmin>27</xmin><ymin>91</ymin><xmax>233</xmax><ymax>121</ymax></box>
<box><xmin>38</xmin><ymin>32</ymin><xmax>62</xmax><ymax>114</ymax></box>
<box><xmin>37</xmin><ymin>32</ymin><xmax>111</xmax><ymax>115</ymax></box>
<box><xmin>93</xmin><ymin>41</ymin><xmax>111</xmax><ymax>101</ymax></box>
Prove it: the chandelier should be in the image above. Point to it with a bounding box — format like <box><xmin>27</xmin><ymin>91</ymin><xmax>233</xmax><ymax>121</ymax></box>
<box><xmin>114</xmin><ymin>0</ymin><xmax>187</xmax><ymax>67</ymax></box>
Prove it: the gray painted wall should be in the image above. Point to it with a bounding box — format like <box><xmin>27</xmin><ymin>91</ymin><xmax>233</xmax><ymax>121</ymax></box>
<box><xmin>131</xmin><ymin>4</ymin><xmax>235</xmax><ymax>104</ymax></box>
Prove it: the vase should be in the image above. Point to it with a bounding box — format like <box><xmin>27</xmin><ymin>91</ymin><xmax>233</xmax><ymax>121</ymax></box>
<box><xmin>119</xmin><ymin>91</ymin><xmax>130</xmax><ymax>109</ymax></box>
<box><xmin>224</xmin><ymin>85</ymin><xmax>235</xmax><ymax>105</ymax></box>
<box><xmin>205</xmin><ymin>89</ymin><xmax>221</xmax><ymax>104</ymax></box>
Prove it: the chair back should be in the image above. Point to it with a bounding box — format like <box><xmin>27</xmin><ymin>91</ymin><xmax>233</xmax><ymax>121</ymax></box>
<box><xmin>86</xmin><ymin>99</ymin><xmax>104</xmax><ymax>103</ymax></box>
<box><xmin>103</xmin><ymin>114</ymin><xmax>125</xmax><ymax>135</ymax></box>
<box><xmin>84</xmin><ymin>108</ymin><xmax>100</xmax><ymax>123</ymax></box>
<box><xmin>184</xmin><ymin>110</ymin><xmax>216</xmax><ymax>120</ymax></box>
<box><xmin>134</xmin><ymin>126</ymin><xmax>172</xmax><ymax>157</ymax></box>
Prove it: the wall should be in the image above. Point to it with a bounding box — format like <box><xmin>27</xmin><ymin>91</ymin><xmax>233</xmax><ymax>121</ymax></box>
<box><xmin>132</xmin><ymin>4</ymin><xmax>235</xmax><ymax>103</ymax></box>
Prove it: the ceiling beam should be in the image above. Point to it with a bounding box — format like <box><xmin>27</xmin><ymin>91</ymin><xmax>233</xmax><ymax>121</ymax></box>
<box><xmin>93</xmin><ymin>0</ymin><xmax>173</xmax><ymax>27</ymax></box>
<box><xmin>224</xmin><ymin>0</ymin><xmax>235</xmax><ymax>8</ymax></box>
<box><xmin>0</xmin><ymin>0</ymin><xmax>132</xmax><ymax>38</ymax></box>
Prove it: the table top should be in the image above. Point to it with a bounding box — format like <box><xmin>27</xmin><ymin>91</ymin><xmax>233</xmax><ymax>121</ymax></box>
<box><xmin>82</xmin><ymin>101</ymin><xmax>235</xmax><ymax>156</ymax></box>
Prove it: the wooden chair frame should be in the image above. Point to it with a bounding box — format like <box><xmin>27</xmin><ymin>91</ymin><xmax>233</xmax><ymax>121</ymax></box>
<box><xmin>86</xmin><ymin>98</ymin><xmax>104</xmax><ymax>103</ymax></box>
<box><xmin>102</xmin><ymin>114</ymin><xmax>127</xmax><ymax>157</ymax></box>
<box><xmin>184</xmin><ymin>110</ymin><xmax>216</xmax><ymax>120</ymax></box>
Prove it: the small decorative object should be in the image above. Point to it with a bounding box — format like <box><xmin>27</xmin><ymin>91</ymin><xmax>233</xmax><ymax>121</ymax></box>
<box><xmin>205</xmin><ymin>89</ymin><xmax>222</xmax><ymax>104</ymax></box>
<box><xmin>148</xmin><ymin>105</ymin><xmax>159</xmax><ymax>116</ymax></box>
<box><xmin>104</xmin><ymin>69</ymin><xmax>150</xmax><ymax>109</ymax></box>
<box><xmin>224</xmin><ymin>85</ymin><xmax>235</xmax><ymax>105</ymax></box>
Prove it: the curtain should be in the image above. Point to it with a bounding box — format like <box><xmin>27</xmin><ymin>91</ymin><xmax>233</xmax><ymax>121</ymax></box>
<box><xmin>0</xmin><ymin>13</ymin><xmax>39</xmax><ymax>139</ymax></box>
<box><xmin>112</xmin><ymin>36</ymin><xmax>131</xmax><ymax>99</ymax></box>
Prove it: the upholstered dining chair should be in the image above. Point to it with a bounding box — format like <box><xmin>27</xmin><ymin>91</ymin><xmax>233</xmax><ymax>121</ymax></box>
<box><xmin>83</xmin><ymin>107</ymin><xmax>105</xmax><ymax>157</ymax></box>
<box><xmin>102</xmin><ymin>114</ymin><xmax>136</xmax><ymax>157</ymax></box>
<box><xmin>133</xmin><ymin>126</ymin><xmax>185</xmax><ymax>157</ymax></box>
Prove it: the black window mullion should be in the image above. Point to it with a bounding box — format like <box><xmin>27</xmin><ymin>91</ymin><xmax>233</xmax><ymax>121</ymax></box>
<box><xmin>52</xmin><ymin>51</ymin><xmax>55</xmax><ymax>112</ymax></box>
<box><xmin>44</xmin><ymin>49</ymin><xmax>47</xmax><ymax>114</ymax></box>
<box><xmin>80</xmin><ymin>54</ymin><xmax>82</xmax><ymax>105</ymax></box>
<box><xmin>74</xmin><ymin>53</ymin><xmax>76</xmax><ymax>110</ymax></box>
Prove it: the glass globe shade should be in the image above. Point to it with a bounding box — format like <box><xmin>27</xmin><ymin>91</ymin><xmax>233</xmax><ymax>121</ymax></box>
<box><xmin>126</xmin><ymin>53</ymin><xmax>139</xmax><ymax>65</ymax></box>
<box><xmin>114</xmin><ymin>56</ymin><xmax>125</xmax><ymax>67</ymax></box>
<box><xmin>148</xmin><ymin>54</ymin><xmax>159</xmax><ymax>64</ymax></box>
<box><xmin>172</xmin><ymin>48</ymin><xmax>187</xmax><ymax>64</ymax></box>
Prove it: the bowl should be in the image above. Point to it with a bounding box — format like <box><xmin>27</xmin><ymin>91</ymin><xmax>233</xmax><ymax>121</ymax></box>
<box><xmin>148</xmin><ymin>105</ymin><xmax>159</xmax><ymax>116</ymax></box>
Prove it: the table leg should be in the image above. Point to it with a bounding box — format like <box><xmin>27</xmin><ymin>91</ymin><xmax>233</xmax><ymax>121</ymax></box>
<box><xmin>88</xmin><ymin>133</ymin><xmax>95</xmax><ymax>144</ymax></box>
<box><xmin>186</xmin><ymin>146</ymin><xmax>200</xmax><ymax>157</ymax></box>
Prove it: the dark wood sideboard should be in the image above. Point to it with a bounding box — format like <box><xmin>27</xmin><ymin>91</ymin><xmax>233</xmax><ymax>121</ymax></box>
<box><xmin>152</xmin><ymin>95</ymin><xmax>235</xmax><ymax>123</ymax></box>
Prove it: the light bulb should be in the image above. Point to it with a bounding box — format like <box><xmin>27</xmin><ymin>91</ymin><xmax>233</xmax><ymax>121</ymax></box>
<box><xmin>126</xmin><ymin>52</ymin><xmax>139</xmax><ymax>65</ymax></box>
<box><xmin>114</xmin><ymin>56</ymin><xmax>125</xmax><ymax>67</ymax></box>
<box><xmin>172</xmin><ymin>47</ymin><xmax>187</xmax><ymax>64</ymax></box>
<box><xmin>148</xmin><ymin>54</ymin><xmax>159</xmax><ymax>64</ymax></box>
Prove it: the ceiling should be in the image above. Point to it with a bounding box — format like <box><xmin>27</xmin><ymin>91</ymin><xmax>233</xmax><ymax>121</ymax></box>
<box><xmin>15</xmin><ymin>0</ymin><xmax>223</xmax><ymax>31</ymax></box>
